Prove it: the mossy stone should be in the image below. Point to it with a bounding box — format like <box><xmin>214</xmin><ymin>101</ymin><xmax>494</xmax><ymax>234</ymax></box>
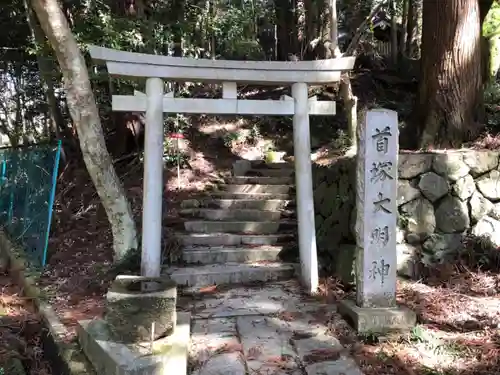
<box><xmin>105</xmin><ymin>275</ymin><xmax>177</xmax><ymax>344</ymax></box>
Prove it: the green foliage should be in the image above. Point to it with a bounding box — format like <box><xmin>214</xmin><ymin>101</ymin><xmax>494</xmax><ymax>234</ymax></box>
<box><xmin>223</xmin><ymin>131</ymin><xmax>243</xmax><ymax>147</ymax></box>
<box><xmin>484</xmin><ymin>1</ymin><xmax>500</xmax><ymax>38</ymax></box>
<box><xmin>210</xmin><ymin>5</ymin><xmax>265</xmax><ymax>59</ymax></box>
<box><xmin>462</xmin><ymin>233</ymin><xmax>500</xmax><ymax>271</ymax></box>
<box><xmin>162</xmin><ymin>114</ymin><xmax>190</xmax><ymax>167</ymax></box>
<box><xmin>484</xmin><ymin>81</ymin><xmax>500</xmax><ymax>129</ymax></box>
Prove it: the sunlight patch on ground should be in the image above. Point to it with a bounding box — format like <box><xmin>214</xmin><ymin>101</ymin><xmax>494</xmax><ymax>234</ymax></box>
<box><xmin>389</xmin><ymin>278</ymin><xmax>500</xmax><ymax>374</ymax></box>
<box><xmin>198</xmin><ymin>118</ymin><xmax>247</xmax><ymax>135</ymax></box>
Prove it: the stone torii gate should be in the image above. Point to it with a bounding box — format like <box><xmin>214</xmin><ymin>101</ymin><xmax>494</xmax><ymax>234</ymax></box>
<box><xmin>89</xmin><ymin>45</ymin><xmax>355</xmax><ymax>294</ymax></box>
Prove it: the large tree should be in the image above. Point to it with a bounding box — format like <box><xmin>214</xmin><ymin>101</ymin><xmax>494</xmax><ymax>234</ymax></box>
<box><xmin>31</xmin><ymin>0</ymin><xmax>138</xmax><ymax>261</ymax></box>
<box><xmin>410</xmin><ymin>0</ymin><xmax>493</xmax><ymax>149</ymax></box>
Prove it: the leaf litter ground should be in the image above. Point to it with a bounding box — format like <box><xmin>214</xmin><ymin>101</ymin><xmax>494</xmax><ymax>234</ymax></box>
<box><xmin>0</xmin><ymin>271</ymin><xmax>52</xmax><ymax>374</ymax></box>
<box><xmin>34</xmin><ymin>114</ymin><xmax>500</xmax><ymax>374</ymax></box>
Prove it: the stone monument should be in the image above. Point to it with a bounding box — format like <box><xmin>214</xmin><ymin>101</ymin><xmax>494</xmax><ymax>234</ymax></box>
<box><xmin>338</xmin><ymin>109</ymin><xmax>416</xmax><ymax>333</ymax></box>
<box><xmin>77</xmin><ymin>275</ymin><xmax>191</xmax><ymax>375</ymax></box>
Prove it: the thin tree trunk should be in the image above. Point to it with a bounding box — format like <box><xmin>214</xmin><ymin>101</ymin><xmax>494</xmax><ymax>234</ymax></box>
<box><xmin>329</xmin><ymin>0</ymin><xmax>339</xmax><ymax>56</ymax></box>
<box><xmin>24</xmin><ymin>0</ymin><xmax>64</xmax><ymax>142</ymax></box>
<box><xmin>400</xmin><ymin>0</ymin><xmax>408</xmax><ymax>56</ymax></box>
<box><xmin>390</xmin><ymin>0</ymin><xmax>398</xmax><ymax>65</ymax></box>
<box><xmin>31</xmin><ymin>0</ymin><xmax>138</xmax><ymax>262</ymax></box>
<box><xmin>480</xmin><ymin>0</ymin><xmax>493</xmax><ymax>23</ymax></box>
<box><xmin>406</xmin><ymin>0</ymin><xmax>415</xmax><ymax>56</ymax></box>
<box><xmin>413</xmin><ymin>0</ymin><xmax>486</xmax><ymax>149</ymax></box>
<box><xmin>172</xmin><ymin>0</ymin><xmax>185</xmax><ymax>57</ymax></box>
<box><xmin>414</xmin><ymin>0</ymin><xmax>423</xmax><ymax>57</ymax></box>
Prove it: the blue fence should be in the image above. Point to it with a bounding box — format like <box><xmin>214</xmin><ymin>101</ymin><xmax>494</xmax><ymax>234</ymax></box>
<box><xmin>0</xmin><ymin>141</ymin><xmax>61</xmax><ymax>267</ymax></box>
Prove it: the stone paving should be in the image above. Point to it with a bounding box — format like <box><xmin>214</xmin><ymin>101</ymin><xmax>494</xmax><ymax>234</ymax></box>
<box><xmin>178</xmin><ymin>280</ymin><xmax>364</xmax><ymax>375</ymax></box>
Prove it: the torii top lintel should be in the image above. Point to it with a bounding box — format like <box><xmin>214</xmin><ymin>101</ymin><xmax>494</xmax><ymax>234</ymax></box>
<box><xmin>88</xmin><ymin>45</ymin><xmax>356</xmax><ymax>85</ymax></box>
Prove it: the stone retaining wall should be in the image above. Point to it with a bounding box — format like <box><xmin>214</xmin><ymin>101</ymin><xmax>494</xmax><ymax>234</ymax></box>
<box><xmin>313</xmin><ymin>149</ymin><xmax>500</xmax><ymax>281</ymax></box>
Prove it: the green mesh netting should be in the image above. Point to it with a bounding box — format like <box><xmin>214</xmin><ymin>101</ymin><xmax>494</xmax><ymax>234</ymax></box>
<box><xmin>0</xmin><ymin>141</ymin><xmax>61</xmax><ymax>267</ymax></box>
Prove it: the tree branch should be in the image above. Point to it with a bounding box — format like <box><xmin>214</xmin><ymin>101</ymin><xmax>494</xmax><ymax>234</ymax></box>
<box><xmin>344</xmin><ymin>0</ymin><xmax>389</xmax><ymax>56</ymax></box>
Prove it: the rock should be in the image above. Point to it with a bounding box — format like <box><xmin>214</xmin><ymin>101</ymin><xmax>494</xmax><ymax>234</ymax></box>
<box><xmin>398</xmin><ymin>153</ymin><xmax>433</xmax><ymax>179</ymax></box>
<box><xmin>0</xmin><ymin>254</ymin><xmax>7</xmax><ymax>274</ymax></box>
<box><xmin>435</xmin><ymin>196</ymin><xmax>470</xmax><ymax>233</ymax></box>
<box><xmin>105</xmin><ymin>276</ymin><xmax>177</xmax><ymax>343</ymax></box>
<box><xmin>469</xmin><ymin>191</ymin><xmax>493</xmax><ymax>223</ymax></box>
<box><xmin>181</xmin><ymin>199</ymin><xmax>201</xmax><ymax>209</ymax></box>
<box><xmin>314</xmin><ymin>181</ymin><xmax>328</xmax><ymax>207</ymax></box>
<box><xmin>396</xmin><ymin>227</ymin><xmax>405</xmax><ymax>244</ymax></box>
<box><xmin>335</xmin><ymin>244</ymin><xmax>356</xmax><ymax>284</ymax></box>
<box><xmin>315</xmin><ymin>214</ymin><xmax>324</xmax><ymax>229</ymax></box>
<box><xmin>489</xmin><ymin>203</ymin><xmax>500</xmax><ymax>220</ymax></box>
<box><xmin>422</xmin><ymin>233</ymin><xmax>464</xmax><ymax>262</ymax></box>
<box><xmin>421</xmin><ymin>252</ymin><xmax>434</xmax><ymax>267</ymax></box>
<box><xmin>406</xmin><ymin>232</ymin><xmax>422</xmax><ymax>245</ymax></box>
<box><xmin>233</xmin><ymin>159</ymin><xmax>251</xmax><ymax>176</ymax></box>
<box><xmin>418</xmin><ymin>172</ymin><xmax>450</xmax><ymax>202</ymax></box>
<box><xmin>432</xmin><ymin>153</ymin><xmax>470</xmax><ymax>181</ymax></box>
<box><xmin>400</xmin><ymin>198</ymin><xmax>436</xmax><ymax>236</ymax></box>
<box><xmin>452</xmin><ymin>174</ymin><xmax>475</xmax><ymax>200</ymax></box>
<box><xmin>471</xmin><ymin>216</ymin><xmax>500</xmax><ymax>247</ymax></box>
<box><xmin>463</xmin><ymin>150</ymin><xmax>499</xmax><ymax>176</ymax></box>
<box><xmin>397</xmin><ymin>244</ymin><xmax>420</xmax><ymax>278</ymax></box>
<box><xmin>310</xmin><ymin>135</ymin><xmax>321</xmax><ymax>149</ymax></box>
<box><xmin>398</xmin><ymin>180</ymin><xmax>421</xmax><ymax>206</ymax></box>
<box><xmin>476</xmin><ymin>170</ymin><xmax>500</xmax><ymax>200</ymax></box>
<box><xmin>319</xmin><ymin>187</ymin><xmax>337</xmax><ymax>218</ymax></box>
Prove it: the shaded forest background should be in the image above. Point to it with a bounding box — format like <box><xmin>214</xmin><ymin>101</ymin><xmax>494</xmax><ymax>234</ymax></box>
<box><xmin>4</xmin><ymin>0</ymin><xmax>500</xmax><ymax>155</ymax></box>
<box><xmin>2</xmin><ymin>0</ymin><xmax>500</xmax><ymax>261</ymax></box>
<box><xmin>1</xmin><ymin>2</ymin><xmax>500</xmax><ymax>375</ymax></box>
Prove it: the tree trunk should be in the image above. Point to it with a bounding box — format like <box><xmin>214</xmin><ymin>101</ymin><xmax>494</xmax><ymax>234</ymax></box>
<box><xmin>390</xmin><ymin>0</ymin><xmax>398</xmax><ymax>65</ymax></box>
<box><xmin>406</xmin><ymin>0</ymin><xmax>415</xmax><ymax>55</ymax></box>
<box><xmin>400</xmin><ymin>0</ymin><xmax>408</xmax><ymax>56</ymax></box>
<box><xmin>480</xmin><ymin>0</ymin><xmax>494</xmax><ymax>23</ymax></box>
<box><xmin>31</xmin><ymin>0</ymin><xmax>138</xmax><ymax>261</ymax></box>
<box><xmin>172</xmin><ymin>0</ymin><xmax>185</xmax><ymax>58</ymax></box>
<box><xmin>412</xmin><ymin>0</ymin><xmax>486</xmax><ymax>149</ymax></box>
<box><xmin>24</xmin><ymin>0</ymin><xmax>65</xmax><ymax>142</ymax></box>
<box><xmin>406</xmin><ymin>0</ymin><xmax>423</xmax><ymax>58</ymax></box>
<box><xmin>275</xmin><ymin>0</ymin><xmax>298</xmax><ymax>60</ymax></box>
<box><xmin>327</xmin><ymin>0</ymin><xmax>340</xmax><ymax>57</ymax></box>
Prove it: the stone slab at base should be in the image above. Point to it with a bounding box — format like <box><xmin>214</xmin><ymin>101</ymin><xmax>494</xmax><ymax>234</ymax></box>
<box><xmin>77</xmin><ymin>312</ymin><xmax>191</xmax><ymax>375</ymax></box>
<box><xmin>338</xmin><ymin>299</ymin><xmax>416</xmax><ymax>334</ymax></box>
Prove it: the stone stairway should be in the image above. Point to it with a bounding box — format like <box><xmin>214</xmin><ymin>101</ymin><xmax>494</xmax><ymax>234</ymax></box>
<box><xmin>166</xmin><ymin>160</ymin><xmax>299</xmax><ymax>289</ymax></box>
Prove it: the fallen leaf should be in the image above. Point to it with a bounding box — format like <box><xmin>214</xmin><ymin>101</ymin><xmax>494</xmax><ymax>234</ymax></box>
<box><xmin>303</xmin><ymin>348</ymin><xmax>341</xmax><ymax>364</ymax></box>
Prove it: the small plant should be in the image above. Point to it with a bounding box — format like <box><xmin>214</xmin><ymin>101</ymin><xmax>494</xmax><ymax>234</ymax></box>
<box><xmin>358</xmin><ymin>331</ymin><xmax>380</xmax><ymax>344</ymax></box>
<box><xmin>332</xmin><ymin>129</ymin><xmax>352</xmax><ymax>150</ymax></box>
<box><xmin>408</xmin><ymin>325</ymin><xmax>426</xmax><ymax>343</ymax></box>
<box><xmin>462</xmin><ymin>233</ymin><xmax>500</xmax><ymax>271</ymax></box>
<box><xmin>223</xmin><ymin>131</ymin><xmax>242</xmax><ymax>147</ymax></box>
<box><xmin>248</xmin><ymin>123</ymin><xmax>262</xmax><ymax>144</ymax></box>
<box><xmin>163</xmin><ymin>151</ymin><xmax>189</xmax><ymax>168</ymax></box>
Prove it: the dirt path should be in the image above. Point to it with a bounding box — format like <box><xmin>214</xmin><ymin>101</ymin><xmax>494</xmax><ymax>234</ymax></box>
<box><xmin>0</xmin><ymin>271</ymin><xmax>52</xmax><ymax>375</ymax></box>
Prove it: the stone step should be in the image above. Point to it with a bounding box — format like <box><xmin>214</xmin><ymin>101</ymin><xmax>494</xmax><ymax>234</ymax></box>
<box><xmin>182</xmin><ymin>245</ymin><xmax>284</xmax><ymax>264</ymax></box>
<box><xmin>179</xmin><ymin>208</ymin><xmax>294</xmax><ymax>221</ymax></box>
<box><xmin>211</xmin><ymin>191</ymin><xmax>291</xmax><ymax>200</ymax></box>
<box><xmin>165</xmin><ymin>262</ymin><xmax>296</xmax><ymax>288</ymax></box>
<box><xmin>218</xmin><ymin>184</ymin><xmax>293</xmax><ymax>194</ymax></box>
<box><xmin>246</xmin><ymin>168</ymin><xmax>294</xmax><ymax>177</ymax></box>
<box><xmin>181</xmin><ymin>198</ymin><xmax>294</xmax><ymax>210</ymax></box>
<box><xmin>176</xmin><ymin>232</ymin><xmax>295</xmax><ymax>246</ymax></box>
<box><xmin>184</xmin><ymin>220</ymin><xmax>296</xmax><ymax>234</ymax></box>
<box><xmin>251</xmin><ymin>161</ymin><xmax>294</xmax><ymax>169</ymax></box>
<box><xmin>226</xmin><ymin>176</ymin><xmax>294</xmax><ymax>185</ymax></box>
<box><xmin>203</xmin><ymin>198</ymin><xmax>294</xmax><ymax>210</ymax></box>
